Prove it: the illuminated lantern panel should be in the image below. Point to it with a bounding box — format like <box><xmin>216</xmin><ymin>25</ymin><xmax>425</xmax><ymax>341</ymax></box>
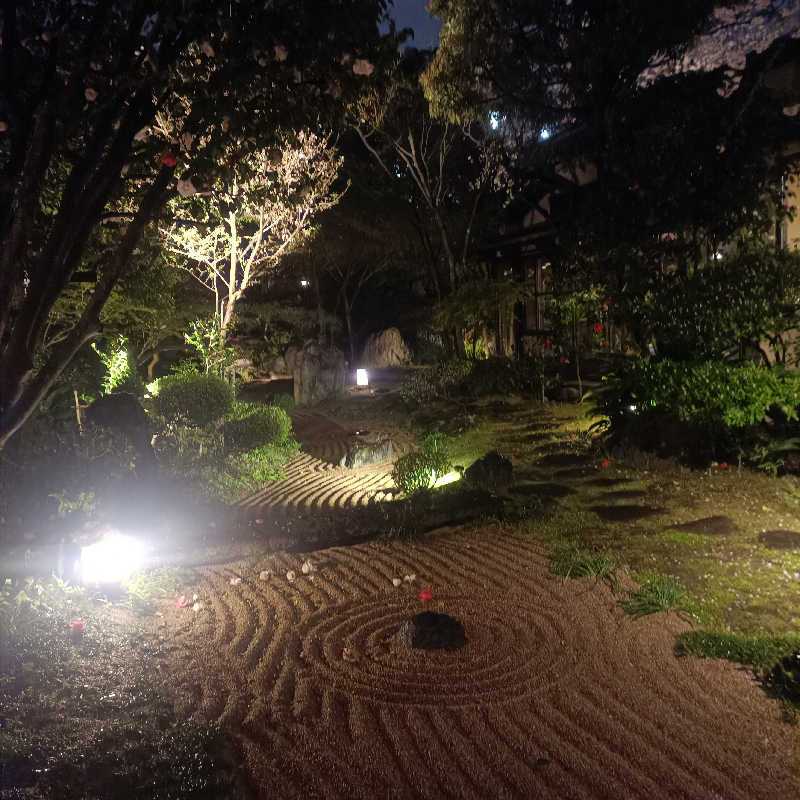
<box><xmin>356</xmin><ymin>368</ymin><xmax>369</xmax><ymax>386</ymax></box>
<box><xmin>80</xmin><ymin>531</ymin><xmax>146</xmax><ymax>584</ymax></box>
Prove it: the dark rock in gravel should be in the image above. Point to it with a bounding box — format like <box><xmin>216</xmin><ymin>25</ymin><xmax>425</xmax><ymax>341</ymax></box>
<box><xmin>411</xmin><ymin>612</ymin><xmax>467</xmax><ymax>651</ymax></box>
<box><xmin>589</xmin><ymin>504</ymin><xmax>662</xmax><ymax>522</ymax></box>
<box><xmin>464</xmin><ymin>451</ymin><xmax>513</xmax><ymax>494</ymax></box>
<box><xmin>670</xmin><ymin>516</ymin><xmax>737</xmax><ymax>536</ymax></box>
<box><xmin>758</xmin><ymin>530</ymin><xmax>800</xmax><ymax>550</ymax></box>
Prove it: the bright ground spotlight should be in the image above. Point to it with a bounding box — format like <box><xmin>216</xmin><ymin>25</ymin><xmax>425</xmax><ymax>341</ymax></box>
<box><xmin>356</xmin><ymin>368</ymin><xmax>369</xmax><ymax>386</ymax></box>
<box><xmin>80</xmin><ymin>530</ymin><xmax>146</xmax><ymax>585</ymax></box>
<box><xmin>433</xmin><ymin>470</ymin><xmax>461</xmax><ymax>488</ymax></box>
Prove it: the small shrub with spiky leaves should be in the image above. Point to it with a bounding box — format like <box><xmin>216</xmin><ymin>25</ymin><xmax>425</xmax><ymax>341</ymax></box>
<box><xmin>622</xmin><ymin>572</ymin><xmax>685</xmax><ymax>618</ymax></box>
<box><xmin>763</xmin><ymin>650</ymin><xmax>800</xmax><ymax>707</ymax></box>
<box><xmin>549</xmin><ymin>541</ymin><xmax>618</xmax><ymax>589</ymax></box>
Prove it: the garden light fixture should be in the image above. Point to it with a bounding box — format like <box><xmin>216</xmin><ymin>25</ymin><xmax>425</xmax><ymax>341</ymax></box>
<box><xmin>80</xmin><ymin>530</ymin><xmax>146</xmax><ymax>585</ymax></box>
<box><xmin>356</xmin><ymin>368</ymin><xmax>369</xmax><ymax>387</ymax></box>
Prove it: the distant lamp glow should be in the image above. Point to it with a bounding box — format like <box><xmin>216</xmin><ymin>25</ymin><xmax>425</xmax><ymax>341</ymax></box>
<box><xmin>356</xmin><ymin>368</ymin><xmax>369</xmax><ymax>387</ymax></box>
<box><xmin>713</xmin><ymin>251</ymin><xmax>723</xmax><ymax>261</ymax></box>
<box><xmin>432</xmin><ymin>470</ymin><xmax>461</xmax><ymax>488</ymax></box>
<box><xmin>80</xmin><ymin>531</ymin><xmax>146</xmax><ymax>584</ymax></box>
<box><xmin>539</xmin><ymin>127</ymin><xmax>551</xmax><ymax>141</ymax></box>
<box><xmin>300</xmin><ymin>279</ymin><xmax>309</xmax><ymax>287</ymax></box>
<box><xmin>488</xmin><ymin>111</ymin><xmax>503</xmax><ymax>131</ymax></box>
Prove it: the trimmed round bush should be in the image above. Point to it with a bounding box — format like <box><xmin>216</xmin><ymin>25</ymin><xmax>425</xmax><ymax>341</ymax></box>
<box><xmin>392</xmin><ymin>450</ymin><xmax>452</xmax><ymax>494</ymax></box>
<box><xmin>224</xmin><ymin>403</ymin><xmax>292</xmax><ymax>452</ymax></box>
<box><xmin>154</xmin><ymin>374</ymin><xmax>234</xmax><ymax>427</ymax></box>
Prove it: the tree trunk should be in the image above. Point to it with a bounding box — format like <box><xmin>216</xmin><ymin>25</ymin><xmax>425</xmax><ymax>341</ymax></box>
<box><xmin>0</xmin><ymin>169</ymin><xmax>171</xmax><ymax>450</ymax></box>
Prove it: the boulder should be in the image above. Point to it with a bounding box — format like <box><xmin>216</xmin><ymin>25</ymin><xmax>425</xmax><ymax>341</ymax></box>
<box><xmin>464</xmin><ymin>450</ymin><xmax>513</xmax><ymax>494</ymax></box>
<box><xmin>293</xmin><ymin>343</ymin><xmax>347</xmax><ymax>406</ymax></box>
<box><xmin>340</xmin><ymin>435</ymin><xmax>395</xmax><ymax>468</ymax></box>
<box><xmin>361</xmin><ymin>327</ymin><xmax>412</xmax><ymax>368</ymax></box>
<box><xmin>284</xmin><ymin>346</ymin><xmax>299</xmax><ymax>376</ymax></box>
<box><xmin>270</xmin><ymin>355</ymin><xmax>287</xmax><ymax>376</ymax></box>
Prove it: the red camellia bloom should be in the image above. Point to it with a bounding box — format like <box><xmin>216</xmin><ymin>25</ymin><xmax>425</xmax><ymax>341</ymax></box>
<box><xmin>419</xmin><ymin>589</ymin><xmax>434</xmax><ymax>603</ymax></box>
<box><xmin>544</xmin><ymin>339</ymin><xmax>551</xmax><ymax>350</ymax></box>
<box><xmin>160</xmin><ymin>151</ymin><xmax>177</xmax><ymax>167</ymax></box>
<box><xmin>601</xmin><ymin>459</ymin><xmax>612</xmax><ymax>468</ymax></box>
<box><xmin>720</xmin><ymin>462</ymin><xmax>728</xmax><ymax>469</ymax></box>
<box><xmin>559</xmin><ymin>356</ymin><xmax>565</xmax><ymax>364</ymax></box>
<box><xmin>601</xmin><ymin>339</ymin><xmax>608</xmax><ymax>347</ymax></box>
<box><xmin>70</xmin><ymin>620</ymin><xmax>86</xmax><ymax>632</ymax></box>
<box><xmin>176</xmin><ymin>595</ymin><xmax>188</xmax><ymax>608</ymax></box>
<box><xmin>593</xmin><ymin>322</ymin><xmax>603</xmax><ymax>333</ymax></box>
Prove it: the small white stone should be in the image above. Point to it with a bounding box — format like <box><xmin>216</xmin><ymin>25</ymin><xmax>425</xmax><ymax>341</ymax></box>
<box><xmin>301</xmin><ymin>559</ymin><xmax>315</xmax><ymax>574</ymax></box>
<box><xmin>403</xmin><ymin>574</ymin><xmax>416</xmax><ymax>583</ymax></box>
<box><xmin>192</xmin><ymin>602</ymin><xmax>202</xmax><ymax>612</ymax></box>
<box><xmin>286</xmin><ymin>570</ymin><xmax>296</xmax><ymax>582</ymax></box>
<box><xmin>229</xmin><ymin>576</ymin><xmax>241</xmax><ymax>585</ymax></box>
<box><xmin>392</xmin><ymin>577</ymin><xmax>402</xmax><ymax>587</ymax></box>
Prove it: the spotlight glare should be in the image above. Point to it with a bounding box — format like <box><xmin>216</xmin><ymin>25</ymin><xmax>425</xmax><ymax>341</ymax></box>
<box><xmin>80</xmin><ymin>531</ymin><xmax>146</xmax><ymax>585</ymax></box>
<box><xmin>433</xmin><ymin>470</ymin><xmax>461</xmax><ymax>488</ymax></box>
<box><xmin>356</xmin><ymin>368</ymin><xmax>369</xmax><ymax>387</ymax></box>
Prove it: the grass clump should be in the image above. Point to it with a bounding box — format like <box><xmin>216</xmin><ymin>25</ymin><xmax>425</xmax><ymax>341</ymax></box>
<box><xmin>549</xmin><ymin>541</ymin><xmax>618</xmax><ymax>588</ymax></box>
<box><xmin>675</xmin><ymin>631</ymin><xmax>800</xmax><ymax>668</ymax></box>
<box><xmin>622</xmin><ymin>572</ymin><xmax>685</xmax><ymax>618</ymax></box>
<box><xmin>122</xmin><ymin>566</ymin><xmax>197</xmax><ymax>612</ymax></box>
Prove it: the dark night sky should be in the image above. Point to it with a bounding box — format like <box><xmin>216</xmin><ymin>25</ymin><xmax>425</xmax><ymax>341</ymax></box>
<box><xmin>388</xmin><ymin>0</ymin><xmax>442</xmax><ymax>50</ymax></box>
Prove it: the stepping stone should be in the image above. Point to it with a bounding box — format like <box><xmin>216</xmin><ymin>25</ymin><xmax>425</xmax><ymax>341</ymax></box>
<box><xmin>670</xmin><ymin>516</ymin><xmax>737</xmax><ymax>536</ymax></box>
<box><xmin>509</xmin><ymin>482</ymin><xmax>575</xmax><ymax>499</ymax></box>
<box><xmin>589</xmin><ymin>505</ymin><xmax>662</xmax><ymax>522</ymax></box>
<box><xmin>554</xmin><ymin>466</ymin><xmax>595</xmax><ymax>479</ymax></box>
<box><xmin>602</xmin><ymin>489</ymin><xmax>648</xmax><ymax>501</ymax></box>
<box><xmin>539</xmin><ymin>453</ymin><xmax>588</xmax><ymax>468</ymax></box>
<box><xmin>585</xmin><ymin>477</ymin><xmax>631</xmax><ymax>487</ymax></box>
<box><xmin>758</xmin><ymin>530</ymin><xmax>800</xmax><ymax>550</ymax></box>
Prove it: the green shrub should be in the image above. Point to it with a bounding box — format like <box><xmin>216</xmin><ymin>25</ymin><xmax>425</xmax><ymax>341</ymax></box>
<box><xmin>400</xmin><ymin>359</ymin><xmax>475</xmax><ymax>406</ymax></box>
<box><xmin>224</xmin><ymin>403</ymin><xmax>292</xmax><ymax>452</ymax></box>
<box><xmin>154</xmin><ymin>374</ymin><xmax>234</xmax><ymax>427</ymax></box>
<box><xmin>463</xmin><ymin>357</ymin><xmax>544</xmax><ymax>397</ymax></box>
<box><xmin>599</xmin><ymin>359</ymin><xmax>800</xmax><ymax>429</ymax></box>
<box><xmin>272</xmin><ymin>393</ymin><xmax>295</xmax><ymax>412</ymax></box>
<box><xmin>392</xmin><ymin>449</ymin><xmax>452</xmax><ymax>494</ymax></box>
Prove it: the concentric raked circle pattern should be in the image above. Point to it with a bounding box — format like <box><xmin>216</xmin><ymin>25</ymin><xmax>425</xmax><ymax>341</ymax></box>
<box><xmin>163</xmin><ymin>530</ymin><xmax>800</xmax><ymax>799</ymax></box>
<box><xmin>296</xmin><ymin>595</ymin><xmax>571</xmax><ymax>706</ymax></box>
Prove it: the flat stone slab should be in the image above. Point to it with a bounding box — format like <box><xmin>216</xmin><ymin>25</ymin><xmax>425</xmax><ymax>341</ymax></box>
<box><xmin>589</xmin><ymin>505</ymin><xmax>662</xmax><ymax>522</ymax></box>
<box><xmin>554</xmin><ymin>466</ymin><xmax>596</xmax><ymax>479</ymax></box>
<box><xmin>539</xmin><ymin>453</ymin><xmax>588</xmax><ymax>468</ymax></box>
<box><xmin>758</xmin><ymin>530</ymin><xmax>800</xmax><ymax>550</ymax></box>
<box><xmin>670</xmin><ymin>516</ymin><xmax>737</xmax><ymax>536</ymax></box>
<box><xmin>585</xmin><ymin>477</ymin><xmax>632</xmax><ymax>487</ymax></box>
<box><xmin>602</xmin><ymin>489</ymin><xmax>649</xmax><ymax>501</ymax></box>
<box><xmin>509</xmin><ymin>482</ymin><xmax>575</xmax><ymax>499</ymax></box>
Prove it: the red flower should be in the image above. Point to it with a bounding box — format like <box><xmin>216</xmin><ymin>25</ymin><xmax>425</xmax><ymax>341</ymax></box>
<box><xmin>720</xmin><ymin>462</ymin><xmax>728</xmax><ymax>469</ymax></box>
<box><xmin>559</xmin><ymin>356</ymin><xmax>566</xmax><ymax>364</ymax></box>
<box><xmin>593</xmin><ymin>322</ymin><xmax>603</xmax><ymax>334</ymax></box>
<box><xmin>600</xmin><ymin>339</ymin><xmax>608</xmax><ymax>347</ymax></box>
<box><xmin>160</xmin><ymin>151</ymin><xmax>177</xmax><ymax>167</ymax></box>
<box><xmin>544</xmin><ymin>339</ymin><xmax>551</xmax><ymax>350</ymax></box>
<box><xmin>601</xmin><ymin>459</ymin><xmax>611</xmax><ymax>468</ymax></box>
<box><xmin>418</xmin><ymin>589</ymin><xmax>434</xmax><ymax>603</ymax></box>
<box><xmin>70</xmin><ymin>620</ymin><xmax>86</xmax><ymax>632</ymax></box>
<box><xmin>176</xmin><ymin>595</ymin><xmax>188</xmax><ymax>608</ymax></box>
